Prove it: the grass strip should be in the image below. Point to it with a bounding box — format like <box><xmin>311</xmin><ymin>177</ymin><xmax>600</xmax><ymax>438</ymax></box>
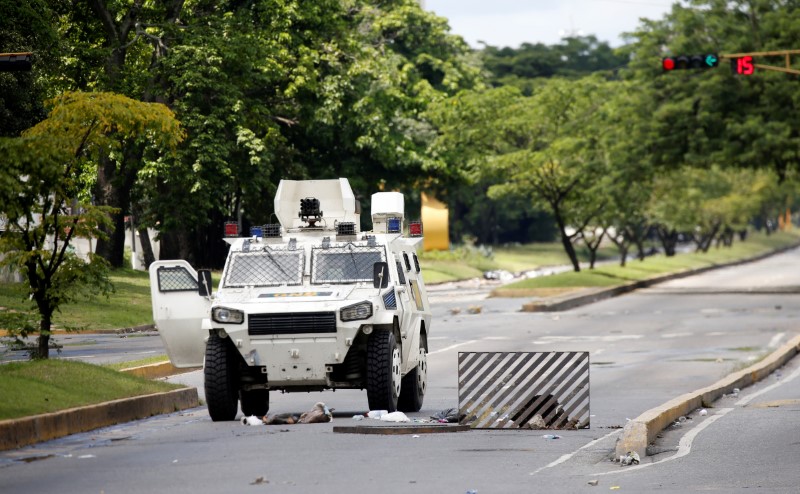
<box><xmin>494</xmin><ymin>230</ymin><xmax>800</xmax><ymax>294</ymax></box>
<box><xmin>0</xmin><ymin>360</ymin><xmax>183</xmax><ymax>421</ymax></box>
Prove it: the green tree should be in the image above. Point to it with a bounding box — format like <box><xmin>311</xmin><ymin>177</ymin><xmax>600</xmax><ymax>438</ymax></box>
<box><xmin>0</xmin><ymin>91</ymin><xmax>182</xmax><ymax>358</ymax></box>
<box><xmin>0</xmin><ymin>0</ymin><xmax>60</xmax><ymax>137</ymax></box>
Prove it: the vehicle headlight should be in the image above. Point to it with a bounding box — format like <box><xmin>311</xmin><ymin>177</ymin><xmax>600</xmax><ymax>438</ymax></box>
<box><xmin>340</xmin><ymin>301</ymin><xmax>373</xmax><ymax>322</ymax></box>
<box><xmin>212</xmin><ymin>307</ymin><xmax>244</xmax><ymax>324</ymax></box>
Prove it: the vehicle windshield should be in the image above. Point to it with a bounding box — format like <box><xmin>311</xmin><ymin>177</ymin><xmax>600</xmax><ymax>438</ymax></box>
<box><xmin>311</xmin><ymin>245</ymin><xmax>386</xmax><ymax>284</ymax></box>
<box><xmin>224</xmin><ymin>248</ymin><xmax>304</xmax><ymax>287</ymax></box>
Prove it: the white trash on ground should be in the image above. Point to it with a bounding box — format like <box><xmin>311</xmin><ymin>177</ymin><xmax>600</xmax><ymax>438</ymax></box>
<box><xmin>241</xmin><ymin>415</ymin><xmax>263</xmax><ymax>426</ymax></box>
<box><xmin>367</xmin><ymin>410</ymin><xmax>388</xmax><ymax>419</ymax></box>
<box><xmin>379</xmin><ymin>411</ymin><xmax>411</xmax><ymax>422</ymax></box>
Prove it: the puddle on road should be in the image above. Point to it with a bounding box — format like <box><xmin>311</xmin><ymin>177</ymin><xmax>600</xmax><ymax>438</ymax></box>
<box><xmin>751</xmin><ymin>399</ymin><xmax>800</xmax><ymax>408</ymax></box>
<box><xmin>18</xmin><ymin>454</ymin><xmax>54</xmax><ymax>463</ymax></box>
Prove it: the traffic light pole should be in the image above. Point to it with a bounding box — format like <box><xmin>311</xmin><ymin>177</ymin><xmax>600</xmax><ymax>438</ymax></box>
<box><xmin>721</xmin><ymin>50</ymin><xmax>800</xmax><ymax>76</ymax></box>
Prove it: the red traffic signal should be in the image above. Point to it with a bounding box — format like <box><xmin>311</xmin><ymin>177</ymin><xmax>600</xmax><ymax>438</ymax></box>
<box><xmin>662</xmin><ymin>54</ymin><xmax>719</xmax><ymax>71</ymax></box>
<box><xmin>731</xmin><ymin>56</ymin><xmax>754</xmax><ymax>75</ymax></box>
<box><xmin>0</xmin><ymin>52</ymin><xmax>32</xmax><ymax>72</ymax></box>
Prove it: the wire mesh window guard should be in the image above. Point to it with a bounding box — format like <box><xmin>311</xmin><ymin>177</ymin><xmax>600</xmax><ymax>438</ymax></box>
<box><xmin>157</xmin><ymin>266</ymin><xmax>198</xmax><ymax>292</ymax></box>
<box><xmin>224</xmin><ymin>247</ymin><xmax>304</xmax><ymax>287</ymax></box>
<box><xmin>311</xmin><ymin>244</ymin><xmax>386</xmax><ymax>284</ymax></box>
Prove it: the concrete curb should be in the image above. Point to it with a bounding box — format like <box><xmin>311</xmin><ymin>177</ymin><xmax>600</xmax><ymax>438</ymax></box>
<box><xmin>519</xmin><ymin>242</ymin><xmax>800</xmax><ymax>312</ymax></box>
<box><xmin>120</xmin><ymin>361</ymin><xmax>200</xmax><ymax>380</ymax></box>
<box><xmin>0</xmin><ymin>387</ymin><xmax>199</xmax><ymax>451</ymax></box>
<box><xmin>615</xmin><ymin>334</ymin><xmax>800</xmax><ymax>459</ymax></box>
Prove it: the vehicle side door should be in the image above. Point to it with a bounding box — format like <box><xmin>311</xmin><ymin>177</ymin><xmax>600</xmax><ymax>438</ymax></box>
<box><xmin>149</xmin><ymin>260</ymin><xmax>212</xmax><ymax>368</ymax></box>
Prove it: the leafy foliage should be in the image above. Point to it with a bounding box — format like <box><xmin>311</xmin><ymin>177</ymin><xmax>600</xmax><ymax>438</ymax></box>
<box><xmin>0</xmin><ymin>91</ymin><xmax>182</xmax><ymax>358</ymax></box>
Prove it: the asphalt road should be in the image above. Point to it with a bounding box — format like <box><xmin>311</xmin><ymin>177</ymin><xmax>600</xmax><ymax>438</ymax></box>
<box><xmin>2</xmin><ymin>248</ymin><xmax>799</xmax><ymax>493</ymax></box>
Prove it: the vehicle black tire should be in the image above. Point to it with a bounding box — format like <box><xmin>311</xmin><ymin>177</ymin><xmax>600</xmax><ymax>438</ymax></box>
<box><xmin>240</xmin><ymin>388</ymin><xmax>269</xmax><ymax>417</ymax></box>
<box><xmin>366</xmin><ymin>330</ymin><xmax>401</xmax><ymax>412</ymax></box>
<box><xmin>398</xmin><ymin>332</ymin><xmax>427</xmax><ymax>412</ymax></box>
<box><xmin>204</xmin><ymin>333</ymin><xmax>239</xmax><ymax>421</ymax></box>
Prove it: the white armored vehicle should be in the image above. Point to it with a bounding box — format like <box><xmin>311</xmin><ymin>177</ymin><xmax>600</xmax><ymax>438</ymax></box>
<box><xmin>150</xmin><ymin>179</ymin><xmax>431</xmax><ymax>421</ymax></box>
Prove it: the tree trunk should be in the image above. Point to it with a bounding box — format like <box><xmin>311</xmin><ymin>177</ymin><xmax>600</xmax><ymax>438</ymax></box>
<box><xmin>656</xmin><ymin>226</ymin><xmax>677</xmax><ymax>257</ymax></box>
<box><xmin>137</xmin><ymin>227</ymin><xmax>156</xmax><ymax>268</ymax></box>
<box><xmin>36</xmin><ymin>312</ymin><xmax>52</xmax><ymax>360</ymax></box>
<box><xmin>553</xmin><ymin>209</ymin><xmax>580</xmax><ymax>272</ymax></box>
<box><xmin>609</xmin><ymin>233</ymin><xmax>629</xmax><ymax>267</ymax></box>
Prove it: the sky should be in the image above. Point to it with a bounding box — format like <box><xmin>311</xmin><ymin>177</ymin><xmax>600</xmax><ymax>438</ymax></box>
<box><xmin>423</xmin><ymin>0</ymin><xmax>676</xmax><ymax>48</ymax></box>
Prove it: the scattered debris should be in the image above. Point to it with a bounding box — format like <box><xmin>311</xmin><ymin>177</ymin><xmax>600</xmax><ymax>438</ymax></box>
<box><xmin>351</xmin><ymin>415</ymin><xmax>365</xmax><ymax>421</ymax></box>
<box><xmin>299</xmin><ymin>402</ymin><xmax>333</xmax><ymax>423</ymax></box>
<box><xmin>251</xmin><ymin>476</ymin><xmax>269</xmax><ymax>485</ymax></box>
<box><xmin>263</xmin><ymin>413</ymin><xmax>299</xmax><ymax>425</ymax></box>
<box><xmin>588</xmin><ymin>479</ymin><xmax>599</xmax><ymax>486</ymax></box>
<box><xmin>380</xmin><ymin>411</ymin><xmax>410</xmax><ymax>422</ymax></box>
<box><xmin>449</xmin><ymin>307</ymin><xmax>462</xmax><ymax>315</ymax></box>
<box><xmin>412</xmin><ymin>434</ymin><xmax>420</xmax><ymax>438</ymax></box>
<box><xmin>610</xmin><ymin>487</ymin><xmax>621</xmax><ymax>491</ymax></box>
<box><xmin>367</xmin><ymin>410</ymin><xmax>388</xmax><ymax>419</ymax></box>
<box><xmin>620</xmin><ymin>451</ymin><xmax>640</xmax><ymax>466</ymax></box>
<box><xmin>467</xmin><ymin>305</ymin><xmax>482</xmax><ymax>314</ymax></box>
<box><xmin>542</xmin><ymin>434</ymin><xmax>561</xmax><ymax>440</ymax></box>
<box><xmin>699</xmin><ymin>409</ymin><xmax>708</xmax><ymax>416</ymax></box>
<box><xmin>525</xmin><ymin>415</ymin><xmax>547</xmax><ymax>430</ymax></box>
<box><xmin>431</xmin><ymin>408</ymin><xmax>464</xmax><ymax>423</ymax></box>
<box><xmin>241</xmin><ymin>415</ymin><xmax>263</xmax><ymax>426</ymax></box>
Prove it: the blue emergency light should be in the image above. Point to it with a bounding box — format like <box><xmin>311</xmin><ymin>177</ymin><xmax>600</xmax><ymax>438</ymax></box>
<box><xmin>387</xmin><ymin>217</ymin><xmax>402</xmax><ymax>234</ymax></box>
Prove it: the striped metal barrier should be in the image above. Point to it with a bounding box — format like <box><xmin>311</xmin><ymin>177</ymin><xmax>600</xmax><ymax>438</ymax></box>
<box><xmin>458</xmin><ymin>351</ymin><xmax>590</xmax><ymax>430</ymax></box>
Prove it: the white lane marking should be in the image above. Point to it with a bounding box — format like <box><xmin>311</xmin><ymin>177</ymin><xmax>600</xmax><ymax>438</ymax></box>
<box><xmin>767</xmin><ymin>333</ymin><xmax>785</xmax><ymax>349</ymax></box>
<box><xmin>593</xmin><ymin>349</ymin><xmax>606</xmax><ymax>356</ymax></box>
<box><xmin>484</xmin><ymin>336</ymin><xmax>510</xmax><ymax>340</ymax></box>
<box><xmin>592</xmin><ymin>408</ymin><xmax>735</xmax><ymax>476</ymax></box>
<box><xmin>530</xmin><ymin>430</ymin><xmax>622</xmax><ymax>476</ymax></box>
<box><xmin>427</xmin><ymin>336</ymin><xmax>448</xmax><ymax>340</ymax></box>
<box><xmin>661</xmin><ymin>332</ymin><xmax>692</xmax><ymax>339</ymax></box>
<box><xmin>708</xmin><ymin>332</ymin><xmax>726</xmax><ymax>336</ymax></box>
<box><xmin>736</xmin><ymin>362</ymin><xmax>800</xmax><ymax>407</ymax></box>
<box><xmin>591</xmin><ymin>361</ymin><xmax>800</xmax><ymax>475</ymax></box>
<box><xmin>429</xmin><ymin>340</ymin><xmax>478</xmax><ymax>355</ymax></box>
<box><xmin>532</xmin><ymin>335</ymin><xmax>643</xmax><ymax>345</ymax></box>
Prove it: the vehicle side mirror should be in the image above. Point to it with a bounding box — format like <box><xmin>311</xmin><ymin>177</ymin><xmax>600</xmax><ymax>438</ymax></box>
<box><xmin>373</xmin><ymin>262</ymin><xmax>389</xmax><ymax>289</ymax></box>
<box><xmin>198</xmin><ymin>269</ymin><xmax>213</xmax><ymax>296</ymax></box>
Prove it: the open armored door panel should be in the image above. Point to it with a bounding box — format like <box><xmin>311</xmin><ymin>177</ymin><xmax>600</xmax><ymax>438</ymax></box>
<box><xmin>149</xmin><ymin>260</ymin><xmax>212</xmax><ymax>368</ymax></box>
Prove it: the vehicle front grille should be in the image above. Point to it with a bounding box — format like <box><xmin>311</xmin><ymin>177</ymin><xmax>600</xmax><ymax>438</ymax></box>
<box><xmin>248</xmin><ymin>312</ymin><xmax>337</xmax><ymax>336</ymax></box>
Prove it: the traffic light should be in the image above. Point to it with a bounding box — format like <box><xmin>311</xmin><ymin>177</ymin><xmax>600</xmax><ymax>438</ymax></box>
<box><xmin>662</xmin><ymin>54</ymin><xmax>719</xmax><ymax>71</ymax></box>
<box><xmin>730</xmin><ymin>56</ymin><xmax>755</xmax><ymax>75</ymax></box>
<box><xmin>0</xmin><ymin>52</ymin><xmax>32</xmax><ymax>72</ymax></box>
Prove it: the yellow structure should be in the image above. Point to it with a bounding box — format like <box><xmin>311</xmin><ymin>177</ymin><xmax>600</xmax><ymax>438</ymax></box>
<box><xmin>421</xmin><ymin>192</ymin><xmax>449</xmax><ymax>251</ymax></box>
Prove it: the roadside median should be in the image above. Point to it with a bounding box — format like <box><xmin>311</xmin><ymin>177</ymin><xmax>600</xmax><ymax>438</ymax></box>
<box><xmin>615</xmin><ymin>334</ymin><xmax>800</xmax><ymax>459</ymax></box>
<box><xmin>514</xmin><ymin>241</ymin><xmax>800</xmax><ymax>312</ymax></box>
<box><xmin>0</xmin><ymin>387</ymin><xmax>199</xmax><ymax>451</ymax></box>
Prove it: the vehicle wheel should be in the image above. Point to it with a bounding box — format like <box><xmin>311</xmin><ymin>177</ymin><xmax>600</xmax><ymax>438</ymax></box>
<box><xmin>204</xmin><ymin>333</ymin><xmax>239</xmax><ymax>421</ymax></box>
<box><xmin>240</xmin><ymin>388</ymin><xmax>269</xmax><ymax>417</ymax></box>
<box><xmin>366</xmin><ymin>330</ymin><xmax>401</xmax><ymax>412</ymax></box>
<box><xmin>398</xmin><ymin>333</ymin><xmax>427</xmax><ymax>412</ymax></box>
